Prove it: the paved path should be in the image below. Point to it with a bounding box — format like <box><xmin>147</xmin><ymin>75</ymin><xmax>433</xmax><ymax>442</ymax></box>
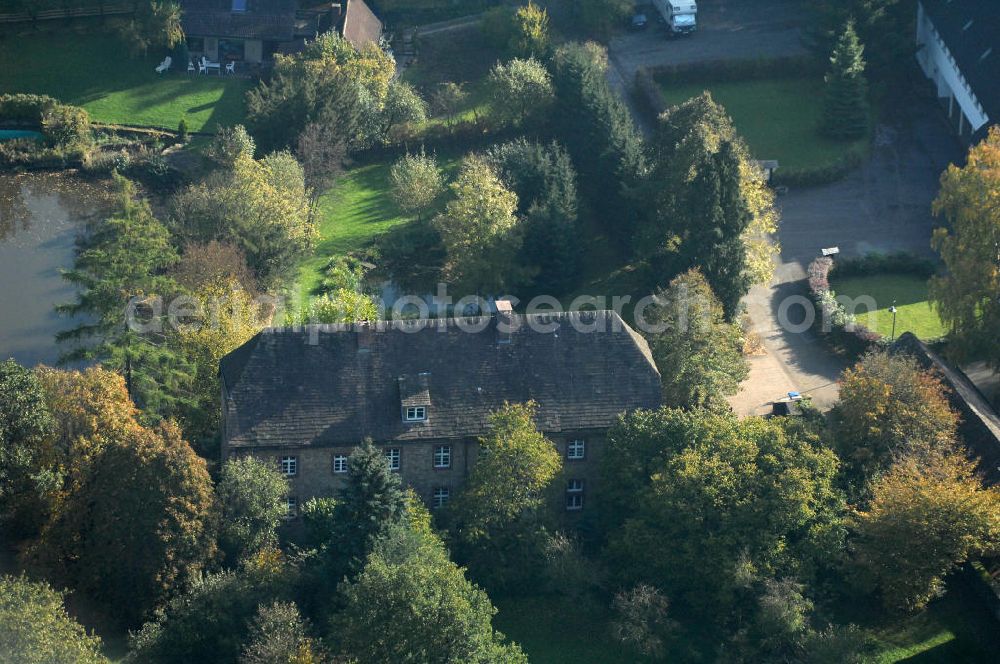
<box><xmin>730</xmin><ymin>116</ymin><xmax>962</xmax><ymax>415</ymax></box>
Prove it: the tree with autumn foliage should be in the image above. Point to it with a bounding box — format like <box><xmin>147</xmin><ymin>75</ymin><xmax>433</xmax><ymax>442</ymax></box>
<box><xmin>832</xmin><ymin>351</ymin><xmax>958</xmax><ymax>496</ymax></box>
<box><xmin>930</xmin><ymin>125</ymin><xmax>1000</xmax><ymax>372</ymax></box>
<box><xmin>433</xmin><ymin>155</ymin><xmax>523</xmax><ymax>294</ymax></box>
<box><xmin>0</xmin><ymin>359</ymin><xmax>53</xmax><ymax>535</ymax></box>
<box><xmin>449</xmin><ymin>402</ymin><xmax>562</xmax><ymax>592</ymax></box>
<box><xmin>850</xmin><ymin>444</ymin><xmax>1000</xmax><ymax>610</ymax></box>
<box><xmin>174</xmin><ymin>280</ymin><xmax>270</xmax><ymax>453</ymax></box>
<box><xmin>32</xmin><ymin>420</ymin><xmax>217</xmax><ymax>626</ymax></box>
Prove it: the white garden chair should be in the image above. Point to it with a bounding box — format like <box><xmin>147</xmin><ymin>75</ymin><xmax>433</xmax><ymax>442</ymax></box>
<box><xmin>154</xmin><ymin>56</ymin><xmax>172</xmax><ymax>74</ymax></box>
<box><xmin>225</xmin><ymin>61</ymin><xmax>236</xmax><ymax>75</ymax></box>
<box><xmin>187</xmin><ymin>59</ymin><xmax>195</xmax><ymax>73</ymax></box>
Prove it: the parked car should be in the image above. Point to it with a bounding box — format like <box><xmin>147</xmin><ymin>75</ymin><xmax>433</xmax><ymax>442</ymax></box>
<box><xmin>629</xmin><ymin>13</ymin><xmax>649</xmax><ymax>31</ymax></box>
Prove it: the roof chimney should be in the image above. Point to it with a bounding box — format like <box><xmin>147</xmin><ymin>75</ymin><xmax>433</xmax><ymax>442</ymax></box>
<box><xmin>494</xmin><ymin>298</ymin><xmax>516</xmax><ymax>343</ymax></box>
<box><xmin>356</xmin><ymin>321</ymin><xmax>373</xmax><ymax>353</ymax></box>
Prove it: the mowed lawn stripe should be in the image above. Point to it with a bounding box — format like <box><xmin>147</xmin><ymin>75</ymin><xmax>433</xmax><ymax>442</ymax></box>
<box><xmin>659</xmin><ymin>77</ymin><xmax>869</xmax><ymax>171</ymax></box>
<box><xmin>0</xmin><ymin>33</ymin><xmax>249</xmax><ymax>132</ymax></box>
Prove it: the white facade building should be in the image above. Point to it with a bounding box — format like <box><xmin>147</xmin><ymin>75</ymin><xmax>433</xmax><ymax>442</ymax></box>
<box><xmin>915</xmin><ymin>0</ymin><xmax>997</xmax><ymax>142</ymax></box>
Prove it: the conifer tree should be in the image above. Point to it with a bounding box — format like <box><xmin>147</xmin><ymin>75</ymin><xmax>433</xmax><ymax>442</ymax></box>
<box><xmin>821</xmin><ymin>21</ymin><xmax>870</xmax><ymax>140</ymax></box>
<box><xmin>332</xmin><ymin>438</ymin><xmax>407</xmax><ymax>569</ymax></box>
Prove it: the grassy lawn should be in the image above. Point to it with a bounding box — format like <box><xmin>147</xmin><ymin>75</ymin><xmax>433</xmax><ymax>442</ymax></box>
<box><xmin>863</xmin><ymin>581</ymin><xmax>1000</xmax><ymax>663</ymax></box>
<box><xmin>0</xmin><ymin>32</ymin><xmax>249</xmax><ymax>132</ymax></box>
<box><xmin>494</xmin><ymin>596</ymin><xmax>649</xmax><ymax>664</ymax></box>
<box><xmin>659</xmin><ymin>77</ymin><xmax>868</xmax><ymax>171</ymax></box>
<box><xmin>293</xmin><ymin>152</ymin><xmax>463</xmax><ymax>308</ymax></box>
<box><xmin>829</xmin><ymin>274</ymin><xmax>947</xmax><ymax>341</ymax></box>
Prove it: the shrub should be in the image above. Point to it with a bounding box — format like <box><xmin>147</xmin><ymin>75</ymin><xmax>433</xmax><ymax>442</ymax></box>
<box><xmin>177</xmin><ymin>119</ymin><xmax>189</xmax><ymax>142</ymax></box>
<box><xmin>41</xmin><ymin>105</ymin><xmax>91</xmax><ymax>147</ymax></box>
<box><xmin>805</xmin><ymin>256</ymin><xmax>884</xmax><ymax>357</ymax></box>
<box><xmin>0</xmin><ymin>93</ymin><xmax>59</xmax><ymax>124</ymax></box>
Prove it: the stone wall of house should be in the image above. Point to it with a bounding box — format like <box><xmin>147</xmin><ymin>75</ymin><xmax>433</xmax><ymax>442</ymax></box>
<box><xmin>233</xmin><ymin>429</ymin><xmax>609</xmax><ymax>516</ymax></box>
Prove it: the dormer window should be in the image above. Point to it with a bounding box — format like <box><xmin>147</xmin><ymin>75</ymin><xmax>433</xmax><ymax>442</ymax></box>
<box><xmin>232</xmin><ymin>0</ymin><xmax>247</xmax><ymax>12</ymax></box>
<box><xmin>405</xmin><ymin>406</ymin><xmax>426</xmax><ymax>422</ymax></box>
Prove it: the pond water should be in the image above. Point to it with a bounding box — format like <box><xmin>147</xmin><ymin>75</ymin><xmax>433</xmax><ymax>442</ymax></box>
<box><xmin>0</xmin><ymin>129</ymin><xmax>42</xmax><ymax>141</ymax></box>
<box><xmin>0</xmin><ymin>173</ymin><xmax>111</xmax><ymax>366</ymax></box>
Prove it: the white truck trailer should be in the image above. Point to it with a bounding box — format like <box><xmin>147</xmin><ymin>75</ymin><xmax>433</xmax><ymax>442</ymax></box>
<box><xmin>654</xmin><ymin>0</ymin><xmax>697</xmax><ymax>35</ymax></box>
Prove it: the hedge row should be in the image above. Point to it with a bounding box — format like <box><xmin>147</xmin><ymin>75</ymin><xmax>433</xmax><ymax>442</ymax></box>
<box><xmin>0</xmin><ymin>93</ymin><xmax>60</xmax><ymax>125</ymax></box>
<box><xmin>770</xmin><ymin>149</ymin><xmax>865</xmax><ymax>188</ymax></box>
<box><xmin>831</xmin><ymin>251</ymin><xmax>936</xmax><ymax>280</ymax></box>
<box><xmin>806</xmin><ymin>256</ymin><xmax>884</xmax><ymax>358</ymax></box>
<box><xmin>649</xmin><ymin>55</ymin><xmax>824</xmax><ymax>87</ymax></box>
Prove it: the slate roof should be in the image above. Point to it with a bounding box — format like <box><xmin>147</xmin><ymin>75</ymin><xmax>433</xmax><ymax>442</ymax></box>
<box><xmin>893</xmin><ymin>333</ymin><xmax>1000</xmax><ymax>486</ymax></box>
<box><xmin>339</xmin><ymin>0</ymin><xmax>383</xmax><ymax>50</ymax></box>
<box><xmin>221</xmin><ymin>311</ymin><xmax>662</xmax><ymax>449</ymax></box>
<box><xmin>181</xmin><ymin>0</ymin><xmax>298</xmax><ymax>41</ymax></box>
<box><xmin>921</xmin><ymin>0</ymin><xmax>1000</xmax><ymax>134</ymax></box>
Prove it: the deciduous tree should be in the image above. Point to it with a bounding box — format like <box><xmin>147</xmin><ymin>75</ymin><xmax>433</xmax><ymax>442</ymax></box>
<box><xmin>217</xmin><ymin>456</ymin><xmax>289</xmax><ymax>564</ymax></box>
<box><xmin>513</xmin><ymin>1</ymin><xmax>550</xmax><ymax>57</ymax></box>
<box><xmin>450</xmin><ymin>402</ymin><xmax>562</xmax><ymax>590</ymax></box>
<box><xmin>240</xmin><ymin>601</ymin><xmax>324</xmax><ymax>664</ymax></box>
<box><xmin>0</xmin><ymin>359</ymin><xmax>53</xmax><ymax>531</ymax></box>
<box><xmin>851</xmin><ymin>445</ymin><xmax>1000</xmax><ymax>610</ymax></box>
<box><xmin>336</xmin><ymin>521</ymin><xmax>528</xmax><ymax>664</ymax></box>
<box><xmin>488</xmin><ymin>57</ymin><xmax>554</xmax><ymax>126</ymax></box>
<box><xmin>34</xmin><ymin>421</ymin><xmax>217</xmax><ymax>626</ymax></box>
<box><xmin>603</xmin><ymin>408</ymin><xmax>845</xmax><ymax>615</ymax></box>
<box><xmin>644</xmin><ymin>269</ymin><xmax>749</xmax><ymax>409</ymax></box>
<box><xmin>0</xmin><ymin>575</ymin><xmax>109</xmax><ymax>664</ymax></box>
<box><xmin>432</xmin><ymin>155</ymin><xmax>523</xmax><ymax>294</ymax></box>
<box><xmin>389</xmin><ymin>149</ymin><xmax>445</xmax><ymax>220</ymax></box>
<box><xmin>930</xmin><ymin>125</ymin><xmax>1000</xmax><ymax>371</ymax></box>
<box><xmin>171</xmin><ymin>151</ymin><xmax>314</xmax><ymax>286</ymax></box>
<box><xmin>832</xmin><ymin>351</ymin><xmax>958</xmax><ymax>493</ymax></box>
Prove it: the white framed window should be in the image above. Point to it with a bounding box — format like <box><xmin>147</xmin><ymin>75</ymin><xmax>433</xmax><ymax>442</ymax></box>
<box><xmin>280</xmin><ymin>455</ymin><xmax>297</xmax><ymax>477</ymax></box>
<box><xmin>332</xmin><ymin>454</ymin><xmax>348</xmax><ymax>474</ymax></box>
<box><xmin>566</xmin><ymin>479</ymin><xmax>584</xmax><ymax>511</ymax></box>
<box><xmin>385</xmin><ymin>448</ymin><xmax>401</xmax><ymax>471</ymax></box>
<box><xmin>567</xmin><ymin>439</ymin><xmax>586</xmax><ymax>460</ymax></box>
<box><xmin>284</xmin><ymin>496</ymin><xmax>298</xmax><ymax>519</ymax></box>
<box><xmin>432</xmin><ymin>487</ymin><xmax>450</xmax><ymax>509</ymax></box>
<box><xmin>405</xmin><ymin>406</ymin><xmax>427</xmax><ymax>421</ymax></box>
<box><xmin>433</xmin><ymin>445</ymin><xmax>451</xmax><ymax>469</ymax></box>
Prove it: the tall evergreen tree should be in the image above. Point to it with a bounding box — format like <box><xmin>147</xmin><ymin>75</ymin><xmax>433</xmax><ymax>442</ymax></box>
<box><xmin>486</xmin><ymin>139</ymin><xmax>580</xmax><ymax>294</ymax></box>
<box><xmin>57</xmin><ymin>174</ymin><xmax>188</xmax><ymax>418</ymax></box>
<box><xmin>550</xmin><ymin>42</ymin><xmax>645</xmax><ymax>246</ymax></box>
<box><xmin>333</xmin><ymin>438</ymin><xmax>407</xmax><ymax>570</ymax></box>
<box><xmin>821</xmin><ymin>21</ymin><xmax>870</xmax><ymax>140</ymax></box>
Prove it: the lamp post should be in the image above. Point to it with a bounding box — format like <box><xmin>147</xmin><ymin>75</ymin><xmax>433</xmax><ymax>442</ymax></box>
<box><xmin>889</xmin><ymin>300</ymin><xmax>898</xmax><ymax>342</ymax></box>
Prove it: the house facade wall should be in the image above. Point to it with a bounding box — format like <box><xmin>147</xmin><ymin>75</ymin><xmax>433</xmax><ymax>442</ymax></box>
<box><xmin>916</xmin><ymin>1</ymin><xmax>990</xmax><ymax>139</ymax></box>
<box><xmin>229</xmin><ymin>430</ymin><xmax>609</xmax><ymax>516</ymax></box>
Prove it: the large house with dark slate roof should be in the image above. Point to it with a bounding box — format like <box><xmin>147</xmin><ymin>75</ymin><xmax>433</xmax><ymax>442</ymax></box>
<box><xmin>220</xmin><ymin>310</ymin><xmax>663</xmax><ymax>516</ymax></box>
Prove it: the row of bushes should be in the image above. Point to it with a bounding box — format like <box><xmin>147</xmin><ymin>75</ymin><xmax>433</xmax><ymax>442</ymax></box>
<box><xmin>649</xmin><ymin>55</ymin><xmax>825</xmax><ymax>87</ymax></box>
<box><xmin>0</xmin><ymin>93</ymin><xmax>60</xmax><ymax>124</ymax></box>
<box><xmin>831</xmin><ymin>251</ymin><xmax>937</xmax><ymax>280</ymax></box>
<box><xmin>807</xmin><ymin>256</ymin><xmax>884</xmax><ymax>358</ymax></box>
<box><xmin>770</xmin><ymin>148</ymin><xmax>865</xmax><ymax>187</ymax></box>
